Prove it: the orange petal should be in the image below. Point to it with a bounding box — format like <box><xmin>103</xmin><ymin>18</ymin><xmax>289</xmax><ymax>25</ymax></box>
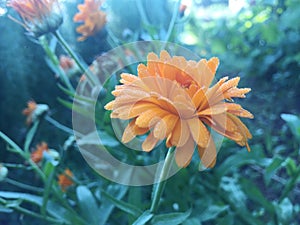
<box><xmin>175</xmin><ymin>137</ymin><xmax>195</xmax><ymax>167</ymax></box>
<box><xmin>135</xmin><ymin>108</ymin><xmax>168</xmax><ymax>128</ymax></box>
<box><xmin>122</xmin><ymin>119</ymin><xmax>148</xmax><ymax>143</ymax></box>
<box><xmin>168</xmin><ymin>120</ymin><xmax>190</xmax><ymax>147</ymax></box>
<box><xmin>142</xmin><ymin>132</ymin><xmax>159</xmax><ymax>152</ymax></box>
<box><xmin>198</xmin><ymin>136</ymin><xmax>216</xmax><ymax>168</ymax></box>
<box><xmin>207</xmin><ymin>57</ymin><xmax>219</xmax><ymax>74</ymax></box>
<box><xmin>187</xmin><ymin>117</ymin><xmax>209</xmax><ymax>148</ymax></box>
<box><xmin>197</xmin><ymin>103</ymin><xmax>227</xmax><ymax>116</ymax></box>
<box><xmin>153</xmin><ymin>114</ymin><xmax>178</xmax><ymax>139</ymax></box>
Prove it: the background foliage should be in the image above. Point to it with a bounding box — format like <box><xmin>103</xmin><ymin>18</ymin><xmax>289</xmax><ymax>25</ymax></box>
<box><xmin>0</xmin><ymin>0</ymin><xmax>300</xmax><ymax>224</ymax></box>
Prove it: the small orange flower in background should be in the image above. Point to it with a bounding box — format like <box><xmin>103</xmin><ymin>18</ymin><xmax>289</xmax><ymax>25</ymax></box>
<box><xmin>31</xmin><ymin>142</ymin><xmax>49</xmax><ymax>163</ymax></box>
<box><xmin>22</xmin><ymin>100</ymin><xmax>37</xmax><ymax>125</ymax></box>
<box><xmin>105</xmin><ymin>50</ymin><xmax>253</xmax><ymax>168</ymax></box>
<box><xmin>7</xmin><ymin>0</ymin><xmax>63</xmax><ymax>37</ymax></box>
<box><xmin>73</xmin><ymin>0</ymin><xmax>106</xmax><ymax>41</ymax></box>
<box><xmin>59</xmin><ymin>55</ymin><xmax>75</xmax><ymax>71</ymax></box>
<box><xmin>58</xmin><ymin>169</ymin><xmax>74</xmax><ymax>191</ymax></box>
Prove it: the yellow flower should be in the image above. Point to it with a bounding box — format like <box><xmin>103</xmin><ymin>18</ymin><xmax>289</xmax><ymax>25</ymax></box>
<box><xmin>7</xmin><ymin>0</ymin><xmax>62</xmax><ymax>37</ymax></box>
<box><xmin>73</xmin><ymin>0</ymin><xmax>106</xmax><ymax>41</ymax></box>
<box><xmin>58</xmin><ymin>169</ymin><xmax>74</xmax><ymax>191</ymax></box>
<box><xmin>105</xmin><ymin>51</ymin><xmax>253</xmax><ymax>168</ymax></box>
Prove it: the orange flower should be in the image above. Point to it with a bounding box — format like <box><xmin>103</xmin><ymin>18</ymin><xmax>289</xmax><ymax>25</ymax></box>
<box><xmin>31</xmin><ymin>142</ymin><xmax>48</xmax><ymax>163</ymax></box>
<box><xmin>58</xmin><ymin>169</ymin><xmax>74</xmax><ymax>191</ymax></box>
<box><xmin>105</xmin><ymin>51</ymin><xmax>253</xmax><ymax>168</ymax></box>
<box><xmin>73</xmin><ymin>0</ymin><xmax>106</xmax><ymax>41</ymax></box>
<box><xmin>59</xmin><ymin>55</ymin><xmax>75</xmax><ymax>71</ymax></box>
<box><xmin>7</xmin><ymin>0</ymin><xmax>62</xmax><ymax>37</ymax></box>
<box><xmin>22</xmin><ymin>100</ymin><xmax>37</xmax><ymax>125</ymax></box>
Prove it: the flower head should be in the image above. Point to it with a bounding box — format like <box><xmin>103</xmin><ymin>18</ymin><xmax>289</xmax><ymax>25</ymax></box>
<box><xmin>31</xmin><ymin>142</ymin><xmax>49</xmax><ymax>163</ymax></box>
<box><xmin>58</xmin><ymin>169</ymin><xmax>74</xmax><ymax>191</ymax></box>
<box><xmin>22</xmin><ymin>100</ymin><xmax>49</xmax><ymax>125</ymax></box>
<box><xmin>22</xmin><ymin>100</ymin><xmax>37</xmax><ymax>125</ymax></box>
<box><xmin>73</xmin><ymin>0</ymin><xmax>106</xmax><ymax>41</ymax></box>
<box><xmin>8</xmin><ymin>0</ymin><xmax>63</xmax><ymax>37</ymax></box>
<box><xmin>105</xmin><ymin>51</ymin><xmax>253</xmax><ymax>168</ymax></box>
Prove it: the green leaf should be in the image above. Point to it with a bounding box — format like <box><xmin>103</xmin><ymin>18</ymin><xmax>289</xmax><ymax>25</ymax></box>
<box><xmin>240</xmin><ymin>178</ymin><xmax>275</xmax><ymax>214</ymax></box>
<box><xmin>216</xmin><ymin>150</ymin><xmax>266</xmax><ymax>177</ymax></box>
<box><xmin>151</xmin><ymin>209</ymin><xmax>192</xmax><ymax>225</ymax></box>
<box><xmin>281</xmin><ymin>113</ymin><xmax>300</xmax><ymax>141</ymax></box>
<box><xmin>42</xmin><ymin>162</ymin><xmax>56</xmax><ymax>216</ymax></box>
<box><xmin>76</xmin><ymin>185</ymin><xmax>100</xmax><ymax>225</ymax></box>
<box><xmin>102</xmin><ymin>189</ymin><xmax>142</xmax><ymax>217</ymax></box>
<box><xmin>285</xmin><ymin>157</ymin><xmax>297</xmax><ymax>176</ymax></box>
<box><xmin>264</xmin><ymin>157</ymin><xmax>285</xmax><ymax>185</ymax></box>
<box><xmin>132</xmin><ymin>210</ymin><xmax>153</xmax><ymax>225</ymax></box>
<box><xmin>0</xmin><ymin>191</ymin><xmax>76</xmax><ymax>224</ymax></box>
<box><xmin>58</xmin><ymin>98</ymin><xmax>92</xmax><ymax>119</ymax></box>
<box><xmin>199</xmin><ymin>205</ymin><xmax>229</xmax><ymax>222</ymax></box>
<box><xmin>76</xmin><ymin>130</ymin><xmax>120</xmax><ymax>147</ymax></box>
<box><xmin>0</xmin><ymin>192</ymin><xmax>43</xmax><ymax>206</ymax></box>
<box><xmin>98</xmin><ymin>185</ymin><xmax>128</xmax><ymax>225</ymax></box>
<box><xmin>183</xmin><ymin>217</ymin><xmax>202</xmax><ymax>225</ymax></box>
<box><xmin>274</xmin><ymin>198</ymin><xmax>294</xmax><ymax>223</ymax></box>
<box><xmin>0</xmin><ymin>205</ymin><xmax>13</xmax><ymax>213</ymax></box>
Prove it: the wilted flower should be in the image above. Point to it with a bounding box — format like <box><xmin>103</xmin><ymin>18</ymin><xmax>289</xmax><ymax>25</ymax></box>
<box><xmin>0</xmin><ymin>164</ymin><xmax>8</xmax><ymax>181</ymax></box>
<box><xmin>7</xmin><ymin>0</ymin><xmax>63</xmax><ymax>37</ymax></box>
<box><xmin>58</xmin><ymin>169</ymin><xmax>74</xmax><ymax>191</ymax></box>
<box><xmin>59</xmin><ymin>55</ymin><xmax>75</xmax><ymax>71</ymax></box>
<box><xmin>105</xmin><ymin>51</ymin><xmax>253</xmax><ymax>168</ymax></box>
<box><xmin>73</xmin><ymin>0</ymin><xmax>106</xmax><ymax>41</ymax></box>
<box><xmin>31</xmin><ymin>142</ymin><xmax>49</xmax><ymax>163</ymax></box>
<box><xmin>22</xmin><ymin>100</ymin><xmax>49</xmax><ymax>125</ymax></box>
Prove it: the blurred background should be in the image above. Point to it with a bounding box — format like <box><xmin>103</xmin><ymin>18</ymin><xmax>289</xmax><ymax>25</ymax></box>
<box><xmin>0</xmin><ymin>0</ymin><xmax>300</xmax><ymax>224</ymax></box>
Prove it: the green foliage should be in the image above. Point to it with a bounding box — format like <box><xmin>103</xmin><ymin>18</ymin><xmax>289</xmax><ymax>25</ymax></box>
<box><xmin>1</xmin><ymin>0</ymin><xmax>300</xmax><ymax>224</ymax></box>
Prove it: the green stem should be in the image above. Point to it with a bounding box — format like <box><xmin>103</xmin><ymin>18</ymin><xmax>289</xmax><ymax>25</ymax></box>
<box><xmin>164</xmin><ymin>0</ymin><xmax>181</xmax><ymax>43</ymax></box>
<box><xmin>53</xmin><ymin>30</ymin><xmax>98</xmax><ymax>86</ymax></box>
<box><xmin>0</xmin><ymin>131</ymin><xmax>46</xmax><ymax>182</ymax></box>
<box><xmin>39</xmin><ymin>36</ymin><xmax>74</xmax><ymax>92</ymax></box>
<box><xmin>4</xmin><ymin>178</ymin><xmax>44</xmax><ymax>193</ymax></box>
<box><xmin>150</xmin><ymin>146</ymin><xmax>176</xmax><ymax>214</ymax></box>
<box><xmin>13</xmin><ymin>205</ymin><xmax>67</xmax><ymax>225</ymax></box>
<box><xmin>45</xmin><ymin>115</ymin><xmax>73</xmax><ymax>135</ymax></box>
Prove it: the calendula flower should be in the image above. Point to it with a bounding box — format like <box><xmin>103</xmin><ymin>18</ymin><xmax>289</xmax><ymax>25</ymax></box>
<box><xmin>31</xmin><ymin>142</ymin><xmax>49</xmax><ymax>163</ymax></box>
<box><xmin>58</xmin><ymin>169</ymin><xmax>74</xmax><ymax>191</ymax></box>
<box><xmin>7</xmin><ymin>0</ymin><xmax>63</xmax><ymax>37</ymax></box>
<box><xmin>22</xmin><ymin>100</ymin><xmax>49</xmax><ymax>125</ymax></box>
<box><xmin>105</xmin><ymin>51</ymin><xmax>253</xmax><ymax>168</ymax></box>
<box><xmin>73</xmin><ymin>0</ymin><xmax>106</xmax><ymax>41</ymax></box>
<box><xmin>22</xmin><ymin>100</ymin><xmax>37</xmax><ymax>125</ymax></box>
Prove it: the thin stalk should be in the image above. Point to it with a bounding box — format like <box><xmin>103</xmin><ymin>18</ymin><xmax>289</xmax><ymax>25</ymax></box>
<box><xmin>13</xmin><ymin>205</ymin><xmax>67</xmax><ymax>225</ymax></box>
<box><xmin>0</xmin><ymin>131</ymin><xmax>46</xmax><ymax>182</ymax></box>
<box><xmin>45</xmin><ymin>115</ymin><xmax>73</xmax><ymax>135</ymax></box>
<box><xmin>4</xmin><ymin>178</ymin><xmax>44</xmax><ymax>193</ymax></box>
<box><xmin>53</xmin><ymin>30</ymin><xmax>98</xmax><ymax>86</ymax></box>
<box><xmin>39</xmin><ymin>36</ymin><xmax>74</xmax><ymax>92</ymax></box>
<box><xmin>163</xmin><ymin>0</ymin><xmax>181</xmax><ymax>47</ymax></box>
<box><xmin>150</xmin><ymin>146</ymin><xmax>175</xmax><ymax>213</ymax></box>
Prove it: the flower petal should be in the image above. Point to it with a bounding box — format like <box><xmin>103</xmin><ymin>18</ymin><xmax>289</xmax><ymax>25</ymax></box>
<box><xmin>187</xmin><ymin>117</ymin><xmax>209</xmax><ymax>148</ymax></box>
<box><xmin>175</xmin><ymin>136</ymin><xmax>195</xmax><ymax>168</ymax></box>
<box><xmin>153</xmin><ymin>114</ymin><xmax>178</xmax><ymax>140</ymax></box>
<box><xmin>142</xmin><ymin>132</ymin><xmax>159</xmax><ymax>152</ymax></box>
<box><xmin>198</xmin><ymin>136</ymin><xmax>216</xmax><ymax>168</ymax></box>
